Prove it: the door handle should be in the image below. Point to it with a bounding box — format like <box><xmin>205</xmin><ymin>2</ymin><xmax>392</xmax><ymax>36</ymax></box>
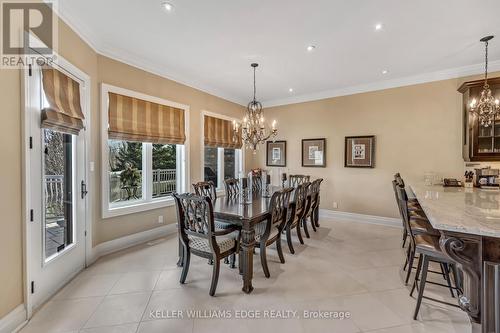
<box><xmin>81</xmin><ymin>180</ymin><xmax>88</xmax><ymax>199</ymax></box>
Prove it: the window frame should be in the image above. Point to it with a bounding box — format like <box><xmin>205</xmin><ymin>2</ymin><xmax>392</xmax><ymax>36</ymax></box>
<box><xmin>101</xmin><ymin>84</ymin><xmax>190</xmax><ymax>218</ymax></box>
<box><xmin>201</xmin><ymin>110</ymin><xmax>244</xmax><ymax>194</ymax></box>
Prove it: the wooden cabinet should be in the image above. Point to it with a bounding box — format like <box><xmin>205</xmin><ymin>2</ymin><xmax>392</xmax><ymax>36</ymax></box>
<box><xmin>459</xmin><ymin>77</ymin><xmax>500</xmax><ymax>161</ymax></box>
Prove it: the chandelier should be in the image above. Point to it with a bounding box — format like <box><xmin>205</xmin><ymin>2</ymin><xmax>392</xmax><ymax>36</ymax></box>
<box><xmin>233</xmin><ymin>63</ymin><xmax>277</xmax><ymax>152</ymax></box>
<box><xmin>470</xmin><ymin>36</ymin><xmax>500</xmax><ymax>127</ymax></box>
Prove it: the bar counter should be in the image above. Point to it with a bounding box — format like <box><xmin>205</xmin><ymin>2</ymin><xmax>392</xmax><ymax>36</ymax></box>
<box><xmin>408</xmin><ymin>182</ymin><xmax>500</xmax><ymax>333</ymax></box>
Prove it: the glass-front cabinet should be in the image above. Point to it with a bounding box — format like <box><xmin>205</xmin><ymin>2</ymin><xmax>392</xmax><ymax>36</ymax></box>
<box><xmin>459</xmin><ymin>77</ymin><xmax>500</xmax><ymax>161</ymax></box>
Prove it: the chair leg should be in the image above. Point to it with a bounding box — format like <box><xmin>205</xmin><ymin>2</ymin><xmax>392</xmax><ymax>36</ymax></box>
<box><xmin>286</xmin><ymin>227</ymin><xmax>295</xmax><ymax>254</ymax></box>
<box><xmin>314</xmin><ymin>207</ymin><xmax>320</xmax><ymax>227</ymax></box>
<box><xmin>209</xmin><ymin>259</ymin><xmax>220</xmax><ymax>296</ymax></box>
<box><xmin>451</xmin><ymin>264</ymin><xmax>462</xmax><ymax>295</ymax></box>
<box><xmin>260</xmin><ymin>243</ymin><xmax>270</xmax><ymax>278</ymax></box>
<box><xmin>403</xmin><ymin>244</ymin><xmax>411</xmax><ymax>271</ymax></box>
<box><xmin>276</xmin><ymin>238</ymin><xmax>285</xmax><ymax>264</ymax></box>
<box><xmin>303</xmin><ymin>218</ymin><xmax>310</xmax><ymax>238</ymax></box>
<box><xmin>177</xmin><ymin>238</ymin><xmax>184</xmax><ymax>267</ymax></box>
<box><xmin>410</xmin><ymin>254</ymin><xmax>423</xmax><ymax>297</ymax></box>
<box><xmin>180</xmin><ymin>247</ymin><xmax>190</xmax><ymax>284</ymax></box>
<box><xmin>443</xmin><ymin>263</ymin><xmax>455</xmax><ymax>298</ymax></box>
<box><xmin>402</xmin><ymin>231</ymin><xmax>408</xmax><ymax>248</ymax></box>
<box><xmin>310</xmin><ymin>217</ymin><xmax>317</xmax><ymax>233</ymax></box>
<box><xmin>296</xmin><ymin>223</ymin><xmax>304</xmax><ymax>244</ymax></box>
<box><xmin>439</xmin><ymin>263</ymin><xmax>447</xmax><ymax>280</ymax></box>
<box><xmin>229</xmin><ymin>253</ymin><xmax>236</xmax><ymax>269</ymax></box>
<box><xmin>414</xmin><ymin>254</ymin><xmax>430</xmax><ymax>320</ymax></box>
<box><xmin>405</xmin><ymin>246</ymin><xmax>415</xmax><ymax>285</ymax></box>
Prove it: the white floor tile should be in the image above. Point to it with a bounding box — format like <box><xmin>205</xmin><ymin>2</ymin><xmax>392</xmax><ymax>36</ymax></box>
<box><xmin>84</xmin><ymin>292</ymin><xmax>151</xmax><ymax>328</ymax></box>
<box><xmin>21</xmin><ymin>217</ymin><xmax>472</xmax><ymax>333</ymax></box>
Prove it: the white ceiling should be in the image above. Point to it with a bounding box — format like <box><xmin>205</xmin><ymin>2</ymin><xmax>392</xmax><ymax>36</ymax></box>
<box><xmin>58</xmin><ymin>0</ymin><xmax>500</xmax><ymax>106</ymax></box>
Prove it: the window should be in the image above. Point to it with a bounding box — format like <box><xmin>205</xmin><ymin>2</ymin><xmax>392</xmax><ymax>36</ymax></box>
<box><xmin>202</xmin><ymin>112</ymin><xmax>243</xmax><ymax>191</ymax></box>
<box><xmin>108</xmin><ymin>141</ymin><xmax>180</xmax><ymax>207</ymax></box>
<box><xmin>224</xmin><ymin>149</ymin><xmax>236</xmax><ymax>180</ymax></box>
<box><xmin>204</xmin><ymin>147</ymin><xmax>218</xmax><ymax>185</ymax></box>
<box><xmin>203</xmin><ymin>147</ymin><xmax>241</xmax><ymax>189</ymax></box>
<box><xmin>102</xmin><ymin>84</ymin><xmax>189</xmax><ymax>218</ymax></box>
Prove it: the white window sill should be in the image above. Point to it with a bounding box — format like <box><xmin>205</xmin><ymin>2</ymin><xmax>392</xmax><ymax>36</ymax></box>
<box><xmin>102</xmin><ymin>197</ymin><xmax>175</xmax><ymax>219</ymax></box>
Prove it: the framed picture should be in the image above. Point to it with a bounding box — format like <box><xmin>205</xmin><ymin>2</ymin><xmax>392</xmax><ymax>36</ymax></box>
<box><xmin>266</xmin><ymin>141</ymin><xmax>287</xmax><ymax>167</ymax></box>
<box><xmin>345</xmin><ymin>135</ymin><xmax>375</xmax><ymax>168</ymax></box>
<box><xmin>302</xmin><ymin>138</ymin><xmax>326</xmax><ymax>167</ymax></box>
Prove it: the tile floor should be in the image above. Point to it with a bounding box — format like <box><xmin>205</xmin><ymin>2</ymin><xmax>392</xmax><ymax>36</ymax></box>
<box><xmin>20</xmin><ymin>216</ymin><xmax>472</xmax><ymax>333</ymax></box>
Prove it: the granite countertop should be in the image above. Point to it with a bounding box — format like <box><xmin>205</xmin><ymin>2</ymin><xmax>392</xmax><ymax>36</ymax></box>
<box><xmin>408</xmin><ymin>182</ymin><xmax>500</xmax><ymax>237</ymax></box>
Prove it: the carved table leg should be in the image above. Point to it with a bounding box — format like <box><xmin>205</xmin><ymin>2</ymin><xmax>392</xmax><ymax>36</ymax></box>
<box><xmin>439</xmin><ymin>232</ymin><xmax>482</xmax><ymax>323</ymax></box>
<box><xmin>240</xmin><ymin>224</ymin><xmax>256</xmax><ymax>294</ymax></box>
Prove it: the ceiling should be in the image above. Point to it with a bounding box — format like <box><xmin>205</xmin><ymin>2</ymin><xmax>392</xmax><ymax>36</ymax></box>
<box><xmin>58</xmin><ymin>0</ymin><xmax>500</xmax><ymax>106</ymax></box>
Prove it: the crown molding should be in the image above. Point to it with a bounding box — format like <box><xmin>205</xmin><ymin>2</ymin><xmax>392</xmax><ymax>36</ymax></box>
<box><xmin>263</xmin><ymin>60</ymin><xmax>500</xmax><ymax>107</ymax></box>
<box><xmin>54</xmin><ymin>2</ymin><xmax>500</xmax><ymax>110</ymax></box>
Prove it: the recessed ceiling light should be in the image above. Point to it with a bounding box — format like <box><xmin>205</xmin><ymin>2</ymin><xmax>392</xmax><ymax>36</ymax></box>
<box><xmin>289</xmin><ymin>88</ymin><xmax>294</xmax><ymax>93</ymax></box>
<box><xmin>382</xmin><ymin>69</ymin><xmax>388</xmax><ymax>74</ymax></box>
<box><xmin>307</xmin><ymin>45</ymin><xmax>316</xmax><ymax>52</ymax></box>
<box><xmin>161</xmin><ymin>1</ymin><xmax>174</xmax><ymax>12</ymax></box>
<box><xmin>375</xmin><ymin>23</ymin><xmax>383</xmax><ymax>31</ymax></box>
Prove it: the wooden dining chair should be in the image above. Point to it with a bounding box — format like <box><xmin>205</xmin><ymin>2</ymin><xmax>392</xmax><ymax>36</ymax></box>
<box><xmin>173</xmin><ymin>193</ymin><xmax>240</xmax><ymax>296</ymax></box>
<box><xmin>303</xmin><ymin>178</ymin><xmax>323</xmax><ymax>233</ymax></box>
<box><xmin>284</xmin><ymin>182</ymin><xmax>310</xmax><ymax>254</ymax></box>
<box><xmin>252</xmin><ymin>175</ymin><xmax>262</xmax><ymax>192</ymax></box>
<box><xmin>289</xmin><ymin>175</ymin><xmax>310</xmax><ymax>187</ymax></box>
<box><xmin>193</xmin><ymin>181</ymin><xmax>232</xmax><ymax>232</ymax></box>
<box><xmin>192</xmin><ymin>181</ymin><xmax>217</xmax><ymax>201</ymax></box>
<box><xmin>224</xmin><ymin>178</ymin><xmax>239</xmax><ymax>198</ymax></box>
<box><xmin>254</xmin><ymin>187</ymin><xmax>293</xmax><ymax>278</ymax></box>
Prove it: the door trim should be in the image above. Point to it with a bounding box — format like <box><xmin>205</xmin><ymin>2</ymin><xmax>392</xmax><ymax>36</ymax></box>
<box><xmin>21</xmin><ymin>47</ymin><xmax>92</xmax><ymax>318</ymax></box>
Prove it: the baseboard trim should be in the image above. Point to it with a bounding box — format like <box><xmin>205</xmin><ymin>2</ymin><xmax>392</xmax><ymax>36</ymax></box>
<box><xmin>89</xmin><ymin>223</ymin><xmax>177</xmax><ymax>265</ymax></box>
<box><xmin>319</xmin><ymin>209</ymin><xmax>401</xmax><ymax>228</ymax></box>
<box><xmin>0</xmin><ymin>304</ymin><xmax>27</xmax><ymax>333</ymax></box>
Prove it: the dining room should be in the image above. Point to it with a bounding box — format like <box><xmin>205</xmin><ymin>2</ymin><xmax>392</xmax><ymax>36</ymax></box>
<box><xmin>1</xmin><ymin>1</ymin><xmax>500</xmax><ymax>333</ymax></box>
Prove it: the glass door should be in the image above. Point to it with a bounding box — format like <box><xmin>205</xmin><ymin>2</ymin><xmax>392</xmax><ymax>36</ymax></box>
<box><xmin>27</xmin><ymin>62</ymin><xmax>87</xmax><ymax>311</ymax></box>
<box><xmin>43</xmin><ymin>129</ymin><xmax>75</xmax><ymax>260</ymax></box>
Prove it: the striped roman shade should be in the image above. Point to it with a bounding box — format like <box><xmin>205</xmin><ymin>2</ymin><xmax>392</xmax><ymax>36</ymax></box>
<box><xmin>204</xmin><ymin>115</ymin><xmax>242</xmax><ymax>149</ymax></box>
<box><xmin>41</xmin><ymin>67</ymin><xmax>85</xmax><ymax>135</ymax></box>
<box><xmin>108</xmin><ymin>92</ymin><xmax>186</xmax><ymax>144</ymax></box>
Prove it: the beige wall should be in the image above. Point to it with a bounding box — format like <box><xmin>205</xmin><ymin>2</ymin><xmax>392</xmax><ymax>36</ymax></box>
<box><xmin>249</xmin><ymin>73</ymin><xmax>500</xmax><ymax>218</ymax></box>
<box><xmin>0</xmin><ymin>65</ymin><xmax>23</xmax><ymax>319</ymax></box>
<box><xmin>0</xmin><ymin>12</ymin><xmax>244</xmax><ymax>319</ymax></box>
<box><xmin>95</xmin><ymin>56</ymin><xmax>244</xmax><ymax>244</ymax></box>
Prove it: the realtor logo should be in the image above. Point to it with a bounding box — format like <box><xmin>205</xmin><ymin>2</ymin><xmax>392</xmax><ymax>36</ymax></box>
<box><xmin>1</xmin><ymin>1</ymin><xmax>57</xmax><ymax>68</ymax></box>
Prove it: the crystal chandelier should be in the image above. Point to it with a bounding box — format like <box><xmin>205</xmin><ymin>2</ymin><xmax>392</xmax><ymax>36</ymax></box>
<box><xmin>233</xmin><ymin>63</ymin><xmax>277</xmax><ymax>152</ymax></box>
<box><xmin>470</xmin><ymin>36</ymin><xmax>500</xmax><ymax>127</ymax></box>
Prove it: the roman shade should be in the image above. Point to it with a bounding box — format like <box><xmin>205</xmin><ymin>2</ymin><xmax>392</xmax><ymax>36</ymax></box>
<box><xmin>41</xmin><ymin>67</ymin><xmax>85</xmax><ymax>135</ymax></box>
<box><xmin>108</xmin><ymin>92</ymin><xmax>186</xmax><ymax>144</ymax></box>
<box><xmin>204</xmin><ymin>115</ymin><xmax>242</xmax><ymax>149</ymax></box>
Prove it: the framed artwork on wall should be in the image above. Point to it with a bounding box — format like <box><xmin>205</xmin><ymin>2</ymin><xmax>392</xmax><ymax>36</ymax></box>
<box><xmin>345</xmin><ymin>135</ymin><xmax>375</xmax><ymax>168</ymax></box>
<box><xmin>302</xmin><ymin>138</ymin><xmax>326</xmax><ymax>167</ymax></box>
<box><xmin>266</xmin><ymin>140</ymin><xmax>287</xmax><ymax>167</ymax></box>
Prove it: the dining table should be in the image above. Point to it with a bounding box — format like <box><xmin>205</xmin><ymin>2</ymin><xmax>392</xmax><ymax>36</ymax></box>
<box><xmin>177</xmin><ymin>185</ymin><xmax>309</xmax><ymax>294</ymax></box>
<box><xmin>176</xmin><ymin>185</ymin><xmax>320</xmax><ymax>294</ymax></box>
<box><xmin>212</xmin><ymin>192</ymin><xmax>275</xmax><ymax>294</ymax></box>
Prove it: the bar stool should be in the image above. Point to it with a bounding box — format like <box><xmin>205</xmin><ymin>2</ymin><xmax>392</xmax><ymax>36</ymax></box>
<box><xmin>395</xmin><ymin>184</ymin><xmax>460</xmax><ymax>319</ymax></box>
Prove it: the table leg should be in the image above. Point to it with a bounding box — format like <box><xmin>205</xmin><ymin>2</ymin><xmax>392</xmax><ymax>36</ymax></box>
<box><xmin>240</xmin><ymin>225</ymin><xmax>256</xmax><ymax>294</ymax></box>
<box><xmin>439</xmin><ymin>232</ymin><xmax>482</xmax><ymax>323</ymax></box>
